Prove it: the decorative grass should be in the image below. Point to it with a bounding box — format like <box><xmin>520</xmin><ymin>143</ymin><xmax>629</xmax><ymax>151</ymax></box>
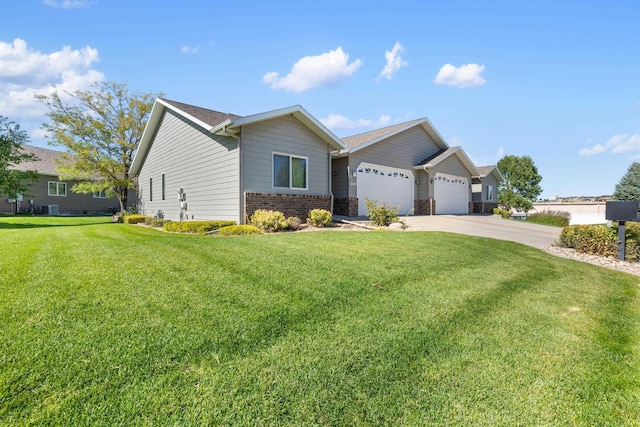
<box><xmin>0</xmin><ymin>216</ymin><xmax>638</xmax><ymax>425</ymax></box>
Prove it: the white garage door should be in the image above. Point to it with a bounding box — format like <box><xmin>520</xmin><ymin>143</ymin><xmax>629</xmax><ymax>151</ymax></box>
<box><xmin>356</xmin><ymin>162</ymin><xmax>414</xmax><ymax>216</ymax></box>
<box><xmin>433</xmin><ymin>172</ymin><xmax>469</xmax><ymax>214</ymax></box>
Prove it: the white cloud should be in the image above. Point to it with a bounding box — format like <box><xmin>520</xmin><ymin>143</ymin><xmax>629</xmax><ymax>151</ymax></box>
<box><xmin>497</xmin><ymin>147</ymin><xmax>505</xmax><ymax>159</ymax></box>
<box><xmin>434</xmin><ymin>63</ymin><xmax>486</xmax><ymax>88</ymax></box>
<box><xmin>579</xmin><ymin>134</ymin><xmax>640</xmax><ymax>156</ymax></box>
<box><xmin>180</xmin><ymin>45</ymin><xmax>199</xmax><ymax>54</ymax></box>
<box><xmin>0</xmin><ymin>38</ymin><xmax>104</xmax><ymax>130</ymax></box>
<box><xmin>43</xmin><ymin>0</ymin><xmax>93</xmax><ymax>8</ymax></box>
<box><xmin>320</xmin><ymin>113</ymin><xmax>392</xmax><ymax>131</ymax></box>
<box><xmin>263</xmin><ymin>47</ymin><xmax>362</xmax><ymax>92</ymax></box>
<box><xmin>378</xmin><ymin>42</ymin><xmax>408</xmax><ymax>80</ymax></box>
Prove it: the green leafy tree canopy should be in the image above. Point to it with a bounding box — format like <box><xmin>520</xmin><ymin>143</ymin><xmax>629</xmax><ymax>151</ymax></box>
<box><xmin>0</xmin><ymin>116</ymin><xmax>38</xmax><ymax>200</ymax></box>
<box><xmin>497</xmin><ymin>155</ymin><xmax>543</xmax><ymax>213</ymax></box>
<box><xmin>613</xmin><ymin>162</ymin><xmax>640</xmax><ymax>202</ymax></box>
<box><xmin>36</xmin><ymin>81</ymin><xmax>161</xmax><ymax>213</ymax></box>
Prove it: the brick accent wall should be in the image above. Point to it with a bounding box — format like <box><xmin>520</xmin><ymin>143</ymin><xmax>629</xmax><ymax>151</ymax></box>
<box><xmin>334</xmin><ymin>197</ymin><xmax>359</xmax><ymax>217</ymax></box>
<box><xmin>472</xmin><ymin>201</ymin><xmax>498</xmax><ymax>213</ymax></box>
<box><xmin>244</xmin><ymin>192</ymin><xmax>332</xmax><ymax>223</ymax></box>
<box><xmin>414</xmin><ymin>199</ymin><xmax>435</xmax><ymax>215</ymax></box>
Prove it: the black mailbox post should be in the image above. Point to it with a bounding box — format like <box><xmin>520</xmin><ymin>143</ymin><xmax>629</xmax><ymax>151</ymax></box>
<box><xmin>606</xmin><ymin>201</ymin><xmax>639</xmax><ymax>261</ymax></box>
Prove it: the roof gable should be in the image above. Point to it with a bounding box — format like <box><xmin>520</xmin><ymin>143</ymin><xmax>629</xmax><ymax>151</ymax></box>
<box><xmin>342</xmin><ymin>118</ymin><xmax>449</xmax><ymax>154</ymax></box>
<box><xmin>415</xmin><ymin>146</ymin><xmax>479</xmax><ymax>176</ymax></box>
<box><xmin>131</xmin><ymin>100</ymin><xmax>345</xmax><ymax>176</ymax></box>
<box><xmin>474</xmin><ymin>165</ymin><xmax>504</xmax><ymax>182</ymax></box>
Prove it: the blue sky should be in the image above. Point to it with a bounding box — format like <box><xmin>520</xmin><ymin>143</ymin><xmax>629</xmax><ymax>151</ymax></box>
<box><xmin>2</xmin><ymin>0</ymin><xmax>639</xmax><ymax>198</ymax></box>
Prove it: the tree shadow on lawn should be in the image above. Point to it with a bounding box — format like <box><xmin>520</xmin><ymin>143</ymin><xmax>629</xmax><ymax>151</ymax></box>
<box><xmin>0</xmin><ymin>219</ymin><xmax>112</xmax><ymax>230</ymax></box>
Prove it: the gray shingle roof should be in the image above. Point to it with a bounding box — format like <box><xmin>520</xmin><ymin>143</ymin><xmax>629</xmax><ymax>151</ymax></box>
<box><xmin>342</xmin><ymin>119</ymin><xmax>424</xmax><ymax>149</ymax></box>
<box><xmin>160</xmin><ymin>98</ymin><xmax>242</xmax><ymax>127</ymax></box>
<box><xmin>13</xmin><ymin>145</ymin><xmax>64</xmax><ymax>175</ymax></box>
<box><xmin>476</xmin><ymin>165</ymin><xmax>497</xmax><ymax>177</ymax></box>
<box><xmin>416</xmin><ymin>147</ymin><xmax>458</xmax><ymax>167</ymax></box>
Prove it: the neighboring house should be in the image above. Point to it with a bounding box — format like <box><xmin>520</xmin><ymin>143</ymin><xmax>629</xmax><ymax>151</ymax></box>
<box><xmin>130</xmin><ymin>98</ymin><xmax>346</xmax><ymax>223</ymax></box>
<box><xmin>0</xmin><ymin>145</ymin><xmax>122</xmax><ymax>215</ymax></box>
<box><xmin>472</xmin><ymin>165</ymin><xmax>503</xmax><ymax>213</ymax></box>
<box><xmin>332</xmin><ymin>119</ymin><xmax>479</xmax><ymax>216</ymax></box>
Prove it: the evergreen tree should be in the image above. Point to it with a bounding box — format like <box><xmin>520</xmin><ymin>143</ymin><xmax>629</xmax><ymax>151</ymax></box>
<box><xmin>613</xmin><ymin>162</ymin><xmax>640</xmax><ymax>201</ymax></box>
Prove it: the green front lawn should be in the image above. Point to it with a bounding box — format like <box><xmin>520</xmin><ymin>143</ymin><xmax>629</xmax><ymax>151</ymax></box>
<box><xmin>0</xmin><ymin>217</ymin><xmax>638</xmax><ymax>425</ymax></box>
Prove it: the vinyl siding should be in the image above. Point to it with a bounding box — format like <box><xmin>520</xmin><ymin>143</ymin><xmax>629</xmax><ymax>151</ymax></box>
<box><xmin>137</xmin><ymin>109</ymin><xmax>239</xmax><ymax>221</ymax></box>
<box><xmin>242</xmin><ymin>115</ymin><xmax>331</xmax><ymax>195</ymax></box>
<box><xmin>331</xmin><ymin>156</ymin><xmax>350</xmax><ymax>198</ymax></box>
<box><xmin>0</xmin><ymin>174</ymin><xmax>123</xmax><ymax>214</ymax></box>
<box><xmin>348</xmin><ymin>126</ymin><xmax>441</xmax><ymax>198</ymax></box>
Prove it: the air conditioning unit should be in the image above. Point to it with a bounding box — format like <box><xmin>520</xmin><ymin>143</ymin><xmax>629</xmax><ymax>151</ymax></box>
<box><xmin>44</xmin><ymin>205</ymin><xmax>59</xmax><ymax>215</ymax></box>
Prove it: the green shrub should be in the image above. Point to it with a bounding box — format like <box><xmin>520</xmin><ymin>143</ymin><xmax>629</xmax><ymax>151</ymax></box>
<box><xmin>559</xmin><ymin>224</ymin><xmax>618</xmax><ymax>257</ymax></box>
<box><xmin>286</xmin><ymin>216</ymin><xmax>302</xmax><ymax>231</ymax></box>
<box><xmin>493</xmin><ymin>208</ymin><xmax>502</xmax><ymax>215</ymax></box>
<box><xmin>249</xmin><ymin>209</ymin><xmax>288</xmax><ymax>232</ymax></box>
<box><xmin>164</xmin><ymin>220</ymin><xmax>236</xmax><ymax>234</ymax></box>
<box><xmin>365</xmin><ymin>198</ymin><xmax>399</xmax><ymax>226</ymax></box>
<box><xmin>525</xmin><ymin>211</ymin><xmax>570</xmax><ymax>227</ymax></box>
<box><xmin>144</xmin><ymin>217</ymin><xmax>170</xmax><ymax>227</ymax></box>
<box><xmin>501</xmin><ymin>210</ymin><xmax>511</xmax><ymax>219</ymax></box>
<box><xmin>307</xmin><ymin>209</ymin><xmax>332</xmax><ymax>227</ymax></box>
<box><xmin>218</xmin><ymin>225</ymin><xmax>262</xmax><ymax>236</ymax></box>
<box><xmin>123</xmin><ymin>214</ymin><xmax>150</xmax><ymax>224</ymax></box>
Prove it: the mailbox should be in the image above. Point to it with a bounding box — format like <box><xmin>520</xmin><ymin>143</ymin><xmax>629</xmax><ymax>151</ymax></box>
<box><xmin>605</xmin><ymin>201</ymin><xmax>638</xmax><ymax>221</ymax></box>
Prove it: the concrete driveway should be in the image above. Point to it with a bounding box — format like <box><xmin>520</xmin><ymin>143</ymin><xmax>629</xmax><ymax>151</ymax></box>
<box><xmin>401</xmin><ymin>214</ymin><xmax>561</xmax><ymax>249</ymax></box>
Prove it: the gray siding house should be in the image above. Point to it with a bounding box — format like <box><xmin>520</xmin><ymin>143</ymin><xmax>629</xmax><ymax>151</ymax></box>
<box><xmin>332</xmin><ymin>119</ymin><xmax>479</xmax><ymax>216</ymax></box>
<box><xmin>472</xmin><ymin>165</ymin><xmax>503</xmax><ymax>213</ymax></box>
<box><xmin>0</xmin><ymin>145</ymin><xmax>123</xmax><ymax>215</ymax></box>
<box><xmin>130</xmin><ymin>98</ymin><xmax>346</xmax><ymax>223</ymax></box>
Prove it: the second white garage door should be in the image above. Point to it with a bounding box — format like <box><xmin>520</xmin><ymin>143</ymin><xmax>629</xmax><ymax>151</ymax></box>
<box><xmin>433</xmin><ymin>172</ymin><xmax>469</xmax><ymax>214</ymax></box>
<box><xmin>356</xmin><ymin>162</ymin><xmax>414</xmax><ymax>215</ymax></box>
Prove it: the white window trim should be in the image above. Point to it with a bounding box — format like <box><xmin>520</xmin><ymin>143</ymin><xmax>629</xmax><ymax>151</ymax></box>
<box><xmin>92</xmin><ymin>189</ymin><xmax>108</xmax><ymax>199</ymax></box>
<box><xmin>48</xmin><ymin>181</ymin><xmax>67</xmax><ymax>197</ymax></box>
<box><xmin>486</xmin><ymin>185</ymin><xmax>494</xmax><ymax>201</ymax></box>
<box><xmin>272</xmin><ymin>152</ymin><xmax>309</xmax><ymax>190</ymax></box>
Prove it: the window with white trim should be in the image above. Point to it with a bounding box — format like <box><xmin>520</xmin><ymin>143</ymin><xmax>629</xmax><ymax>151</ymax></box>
<box><xmin>486</xmin><ymin>185</ymin><xmax>494</xmax><ymax>201</ymax></box>
<box><xmin>273</xmin><ymin>154</ymin><xmax>307</xmax><ymax>190</ymax></box>
<box><xmin>48</xmin><ymin>181</ymin><xmax>67</xmax><ymax>196</ymax></box>
<box><xmin>93</xmin><ymin>190</ymin><xmax>108</xmax><ymax>198</ymax></box>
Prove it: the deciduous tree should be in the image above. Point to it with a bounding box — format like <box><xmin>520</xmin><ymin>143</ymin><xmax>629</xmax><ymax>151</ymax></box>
<box><xmin>613</xmin><ymin>162</ymin><xmax>640</xmax><ymax>202</ymax></box>
<box><xmin>497</xmin><ymin>155</ymin><xmax>542</xmax><ymax>213</ymax></box>
<box><xmin>36</xmin><ymin>81</ymin><xmax>161</xmax><ymax>213</ymax></box>
<box><xmin>0</xmin><ymin>116</ymin><xmax>38</xmax><ymax>200</ymax></box>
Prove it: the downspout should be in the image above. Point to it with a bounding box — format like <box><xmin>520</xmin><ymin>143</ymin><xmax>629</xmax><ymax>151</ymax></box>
<box><xmin>423</xmin><ymin>165</ymin><xmax>433</xmax><ymax>216</ymax></box>
<box><xmin>238</xmin><ymin>127</ymin><xmax>244</xmax><ymax>224</ymax></box>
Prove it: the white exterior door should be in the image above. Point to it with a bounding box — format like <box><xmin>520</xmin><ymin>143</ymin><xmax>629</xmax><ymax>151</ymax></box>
<box><xmin>433</xmin><ymin>172</ymin><xmax>469</xmax><ymax>214</ymax></box>
<box><xmin>356</xmin><ymin>162</ymin><xmax>414</xmax><ymax>216</ymax></box>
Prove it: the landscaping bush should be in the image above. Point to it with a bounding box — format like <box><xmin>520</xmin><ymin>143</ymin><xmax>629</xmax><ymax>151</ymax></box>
<box><xmin>144</xmin><ymin>217</ymin><xmax>170</xmax><ymax>228</ymax></box>
<box><xmin>365</xmin><ymin>198</ymin><xmax>399</xmax><ymax>226</ymax></box>
<box><xmin>218</xmin><ymin>224</ymin><xmax>262</xmax><ymax>236</ymax></box>
<box><xmin>164</xmin><ymin>220</ymin><xmax>236</xmax><ymax>234</ymax></box>
<box><xmin>559</xmin><ymin>224</ymin><xmax>618</xmax><ymax>258</ymax></box>
<box><xmin>286</xmin><ymin>216</ymin><xmax>302</xmax><ymax>231</ymax></box>
<box><xmin>123</xmin><ymin>214</ymin><xmax>150</xmax><ymax>224</ymax></box>
<box><xmin>493</xmin><ymin>208</ymin><xmax>512</xmax><ymax>218</ymax></box>
<box><xmin>307</xmin><ymin>209</ymin><xmax>332</xmax><ymax>227</ymax></box>
<box><xmin>526</xmin><ymin>210</ymin><xmax>570</xmax><ymax>227</ymax></box>
<box><xmin>249</xmin><ymin>209</ymin><xmax>288</xmax><ymax>232</ymax></box>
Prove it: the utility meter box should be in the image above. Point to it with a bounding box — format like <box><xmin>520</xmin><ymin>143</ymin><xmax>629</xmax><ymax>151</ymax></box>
<box><xmin>606</xmin><ymin>201</ymin><xmax>638</xmax><ymax>221</ymax></box>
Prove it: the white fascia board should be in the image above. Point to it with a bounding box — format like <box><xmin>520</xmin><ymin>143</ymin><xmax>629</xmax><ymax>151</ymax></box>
<box><xmin>157</xmin><ymin>98</ymin><xmax>214</xmax><ymax>132</ymax></box>
<box><xmin>349</xmin><ymin>118</ymin><xmax>449</xmax><ymax>154</ymax></box>
<box><xmin>131</xmin><ymin>99</ymin><xmax>165</xmax><ymax>176</ymax></box>
<box><xmin>415</xmin><ymin>147</ymin><xmax>480</xmax><ymax>176</ymax></box>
